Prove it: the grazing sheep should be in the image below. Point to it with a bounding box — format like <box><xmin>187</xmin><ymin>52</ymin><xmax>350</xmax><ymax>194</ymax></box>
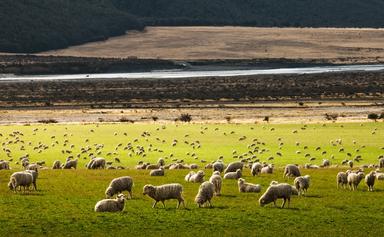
<box><xmin>376</xmin><ymin>172</ymin><xmax>384</xmax><ymax>180</ymax></box>
<box><xmin>63</xmin><ymin>159</ymin><xmax>78</xmax><ymax>169</ymax></box>
<box><xmin>25</xmin><ymin>163</ymin><xmax>39</xmax><ymax>172</ymax></box>
<box><xmin>209</xmin><ymin>171</ymin><xmax>222</xmax><ymax>196</ymax></box>
<box><xmin>146</xmin><ymin>164</ymin><xmax>160</xmax><ymax>170</ymax></box>
<box><xmin>105</xmin><ymin>176</ymin><xmax>133</xmax><ymax>199</ymax></box>
<box><xmin>157</xmin><ymin>158</ymin><xmax>165</xmax><ymax>167</ymax></box>
<box><xmin>379</xmin><ymin>158</ymin><xmax>384</xmax><ymax>168</ymax></box>
<box><xmin>87</xmin><ymin>157</ymin><xmax>106</xmax><ymax>169</ymax></box>
<box><xmin>347</xmin><ymin>172</ymin><xmax>365</xmax><ymax>191</ymax></box>
<box><xmin>365</xmin><ymin>171</ymin><xmax>376</xmax><ymax>191</ymax></box>
<box><xmin>261</xmin><ymin>164</ymin><xmax>274</xmax><ymax>174</ymax></box>
<box><xmin>283</xmin><ymin>164</ymin><xmax>301</xmax><ymax>178</ymax></box>
<box><xmin>259</xmin><ymin>183</ymin><xmax>298</xmax><ymax>208</ymax></box>
<box><xmin>224</xmin><ymin>169</ymin><xmax>242</xmax><ymax>179</ymax></box>
<box><xmin>150</xmin><ymin>167</ymin><xmax>165</xmax><ymax>176</ymax></box>
<box><xmin>142</xmin><ymin>183</ymin><xmax>185</xmax><ymax>208</ymax></box>
<box><xmin>189</xmin><ymin>164</ymin><xmax>199</xmax><ymax>169</ymax></box>
<box><xmin>294</xmin><ymin>175</ymin><xmax>310</xmax><ymax>195</ymax></box>
<box><xmin>25</xmin><ymin>170</ymin><xmax>38</xmax><ymax>191</ymax></box>
<box><xmin>213</xmin><ymin>161</ymin><xmax>225</xmax><ymax>173</ymax></box>
<box><xmin>251</xmin><ymin>162</ymin><xmax>262</xmax><ymax>176</ymax></box>
<box><xmin>238</xmin><ymin>178</ymin><xmax>261</xmax><ymax>193</ymax></box>
<box><xmin>224</xmin><ymin>162</ymin><xmax>243</xmax><ymax>173</ymax></box>
<box><xmin>336</xmin><ymin>171</ymin><xmax>350</xmax><ymax>189</ymax></box>
<box><xmin>348</xmin><ymin>160</ymin><xmax>354</xmax><ymax>168</ymax></box>
<box><xmin>95</xmin><ymin>194</ymin><xmax>126</xmax><ymax>212</ymax></box>
<box><xmin>0</xmin><ymin>160</ymin><xmax>10</xmax><ymax>170</ymax></box>
<box><xmin>322</xmin><ymin>159</ymin><xmax>330</xmax><ymax>167</ymax></box>
<box><xmin>304</xmin><ymin>164</ymin><xmax>319</xmax><ymax>169</ymax></box>
<box><xmin>52</xmin><ymin>160</ymin><xmax>61</xmax><ymax>169</ymax></box>
<box><xmin>185</xmin><ymin>170</ymin><xmax>205</xmax><ymax>183</ymax></box>
<box><xmin>195</xmin><ymin>181</ymin><xmax>215</xmax><ymax>207</ymax></box>
<box><xmin>8</xmin><ymin>171</ymin><xmax>33</xmax><ymax>192</ymax></box>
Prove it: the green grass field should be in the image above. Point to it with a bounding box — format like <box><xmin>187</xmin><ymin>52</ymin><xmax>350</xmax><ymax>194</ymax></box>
<box><xmin>0</xmin><ymin>122</ymin><xmax>383</xmax><ymax>236</ymax></box>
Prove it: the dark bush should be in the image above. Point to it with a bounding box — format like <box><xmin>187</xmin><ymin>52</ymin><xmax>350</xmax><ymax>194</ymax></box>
<box><xmin>179</xmin><ymin>114</ymin><xmax>192</xmax><ymax>122</ymax></box>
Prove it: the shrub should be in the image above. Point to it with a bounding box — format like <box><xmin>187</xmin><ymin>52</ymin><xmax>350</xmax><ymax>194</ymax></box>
<box><xmin>119</xmin><ymin>117</ymin><xmax>135</xmax><ymax>123</ymax></box>
<box><xmin>368</xmin><ymin>113</ymin><xmax>379</xmax><ymax>121</ymax></box>
<box><xmin>37</xmin><ymin>119</ymin><xmax>58</xmax><ymax>124</ymax></box>
<box><xmin>325</xmin><ymin>113</ymin><xmax>338</xmax><ymax>121</ymax></box>
<box><xmin>179</xmin><ymin>113</ymin><xmax>192</xmax><ymax>122</ymax></box>
<box><xmin>263</xmin><ymin>116</ymin><xmax>270</xmax><ymax>122</ymax></box>
<box><xmin>225</xmin><ymin>116</ymin><xmax>231</xmax><ymax>123</ymax></box>
<box><xmin>152</xmin><ymin>116</ymin><xmax>159</xmax><ymax>121</ymax></box>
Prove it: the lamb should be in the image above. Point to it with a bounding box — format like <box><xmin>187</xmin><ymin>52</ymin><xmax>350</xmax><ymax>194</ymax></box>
<box><xmin>105</xmin><ymin>176</ymin><xmax>133</xmax><ymax>199</ymax></box>
<box><xmin>8</xmin><ymin>171</ymin><xmax>33</xmax><ymax>192</ymax></box>
<box><xmin>223</xmin><ymin>169</ymin><xmax>242</xmax><ymax>179</ymax></box>
<box><xmin>195</xmin><ymin>181</ymin><xmax>215</xmax><ymax>207</ymax></box>
<box><xmin>95</xmin><ymin>194</ymin><xmax>126</xmax><ymax>212</ymax></box>
<box><xmin>143</xmin><ymin>183</ymin><xmax>185</xmax><ymax>208</ymax></box>
<box><xmin>347</xmin><ymin>172</ymin><xmax>365</xmax><ymax>191</ymax></box>
<box><xmin>336</xmin><ymin>171</ymin><xmax>351</xmax><ymax>189</ymax></box>
<box><xmin>185</xmin><ymin>170</ymin><xmax>205</xmax><ymax>183</ymax></box>
<box><xmin>224</xmin><ymin>161</ymin><xmax>243</xmax><ymax>173</ymax></box>
<box><xmin>251</xmin><ymin>162</ymin><xmax>262</xmax><ymax>176</ymax></box>
<box><xmin>283</xmin><ymin>164</ymin><xmax>301</xmax><ymax>178</ymax></box>
<box><xmin>261</xmin><ymin>164</ymin><xmax>274</xmax><ymax>174</ymax></box>
<box><xmin>0</xmin><ymin>160</ymin><xmax>10</xmax><ymax>170</ymax></box>
<box><xmin>150</xmin><ymin>167</ymin><xmax>165</xmax><ymax>176</ymax></box>
<box><xmin>212</xmin><ymin>161</ymin><xmax>225</xmax><ymax>173</ymax></box>
<box><xmin>209</xmin><ymin>171</ymin><xmax>222</xmax><ymax>196</ymax></box>
<box><xmin>238</xmin><ymin>178</ymin><xmax>261</xmax><ymax>193</ymax></box>
<box><xmin>63</xmin><ymin>159</ymin><xmax>78</xmax><ymax>169</ymax></box>
<box><xmin>87</xmin><ymin>157</ymin><xmax>106</xmax><ymax>169</ymax></box>
<box><xmin>52</xmin><ymin>160</ymin><xmax>61</xmax><ymax>169</ymax></box>
<box><xmin>365</xmin><ymin>171</ymin><xmax>376</xmax><ymax>191</ymax></box>
<box><xmin>259</xmin><ymin>183</ymin><xmax>298</xmax><ymax>208</ymax></box>
<box><xmin>294</xmin><ymin>175</ymin><xmax>310</xmax><ymax>195</ymax></box>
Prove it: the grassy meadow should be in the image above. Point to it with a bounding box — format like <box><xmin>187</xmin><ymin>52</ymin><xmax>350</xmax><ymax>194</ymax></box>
<box><xmin>0</xmin><ymin>122</ymin><xmax>383</xmax><ymax>236</ymax></box>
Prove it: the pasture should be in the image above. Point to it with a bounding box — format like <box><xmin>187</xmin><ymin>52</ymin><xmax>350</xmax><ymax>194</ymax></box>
<box><xmin>0</xmin><ymin>122</ymin><xmax>383</xmax><ymax>236</ymax></box>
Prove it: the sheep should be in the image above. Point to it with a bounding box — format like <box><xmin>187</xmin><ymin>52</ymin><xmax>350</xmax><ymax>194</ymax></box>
<box><xmin>379</xmin><ymin>158</ymin><xmax>384</xmax><ymax>168</ymax></box>
<box><xmin>283</xmin><ymin>164</ymin><xmax>301</xmax><ymax>178</ymax></box>
<box><xmin>105</xmin><ymin>176</ymin><xmax>133</xmax><ymax>199</ymax></box>
<box><xmin>376</xmin><ymin>172</ymin><xmax>384</xmax><ymax>180</ymax></box>
<box><xmin>185</xmin><ymin>170</ymin><xmax>205</xmax><ymax>183</ymax></box>
<box><xmin>63</xmin><ymin>159</ymin><xmax>78</xmax><ymax>169</ymax></box>
<box><xmin>8</xmin><ymin>171</ymin><xmax>33</xmax><ymax>192</ymax></box>
<box><xmin>209</xmin><ymin>171</ymin><xmax>222</xmax><ymax>196</ymax></box>
<box><xmin>52</xmin><ymin>160</ymin><xmax>61</xmax><ymax>169</ymax></box>
<box><xmin>150</xmin><ymin>167</ymin><xmax>165</xmax><ymax>176</ymax></box>
<box><xmin>259</xmin><ymin>183</ymin><xmax>298</xmax><ymax>208</ymax></box>
<box><xmin>294</xmin><ymin>175</ymin><xmax>310</xmax><ymax>195</ymax></box>
<box><xmin>212</xmin><ymin>161</ymin><xmax>225</xmax><ymax>173</ymax></box>
<box><xmin>337</xmin><ymin>171</ymin><xmax>350</xmax><ymax>189</ymax></box>
<box><xmin>365</xmin><ymin>171</ymin><xmax>376</xmax><ymax>191</ymax></box>
<box><xmin>189</xmin><ymin>164</ymin><xmax>199</xmax><ymax>169</ymax></box>
<box><xmin>195</xmin><ymin>181</ymin><xmax>215</xmax><ymax>207</ymax></box>
<box><xmin>157</xmin><ymin>158</ymin><xmax>165</xmax><ymax>167</ymax></box>
<box><xmin>87</xmin><ymin>157</ymin><xmax>106</xmax><ymax>169</ymax></box>
<box><xmin>95</xmin><ymin>194</ymin><xmax>126</xmax><ymax>212</ymax></box>
<box><xmin>322</xmin><ymin>159</ymin><xmax>330</xmax><ymax>167</ymax></box>
<box><xmin>146</xmin><ymin>164</ymin><xmax>160</xmax><ymax>170</ymax></box>
<box><xmin>238</xmin><ymin>178</ymin><xmax>261</xmax><ymax>193</ymax></box>
<box><xmin>261</xmin><ymin>164</ymin><xmax>274</xmax><ymax>174</ymax></box>
<box><xmin>0</xmin><ymin>160</ymin><xmax>10</xmax><ymax>170</ymax></box>
<box><xmin>25</xmin><ymin>169</ymin><xmax>38</xmax><ymax>191</ymax></box>
<box><xmin>223</xmin><ymin>169</ymin><xmax>242</xmax><ymax>179</ymax></box>
<box><xmin>224</xmin><ymin>161</ymin><xmax>243</xmax><ymax>173</ymax></box>
<box><xmin>251</xmin><ymin>162</ymin><xmax>262</xmax><ymax>176</ymax></box>
<box><xmin>304</xmin><ymin>163</ymin><xmax>319</xmax><ymax>169</ymax></box>
<box><xmin>142</xmin><ymin>183</ymin><xmax>185</xmax><ymax>208</ymax></box>
<box><xmin>25</xmin><ymin>163</ymin><xmax>39</xmax><ymax>172</ymax></box>
<box><xmin>347</xmin><ymin>172</ymin><xmax>365</xmax><ymax>191</ymax></box>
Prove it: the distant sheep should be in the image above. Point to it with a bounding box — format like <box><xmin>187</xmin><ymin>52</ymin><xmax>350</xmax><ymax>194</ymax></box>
<box><xmin>379</xmin><ymin>158</ymin><xmax>384</xmax><ymax>168</ymax></box>
<box><xmin>224</xmin><ymin>162</ymin><xmax>243</xmax><ymax>173</ymax></box>
<box><xmin>283</xmin><ymin>164</ymin><xmax>301</xmax><ymax>178</ymax></box>
<box><xmin>52</xmin><ymin>160</ymin><xmax>61</xmax><ymax>169</ymax></box>
<box><xmin>143</xmin><ymin>183</ymin><xmax>185</xmax><ymax>208</ymax></box>
<box><xmin>259</xmin><ymin>183</ymin><xmax>298</xmax><ymax>208</ymax></box>
<box><xmin>95</xmin><ymin>194</ymin><xmax>126</xmax><ymax>212</ymax></box>
<box><xmin>261</xmin><ymin>164</ymin><xmax>274</xmax><ymax>174</ymax></box>
<box><xmin>105</xmin><ymin>176</ymin><xmax>133</xmax><ymax>199</ymax></box>
<box><xmin>347</xmin><ymin>172</ymin><xmax>365</xmax><ymax>191</ymax></box>
<box><xmin>294</xmin><ymin>175</ymin><xmax>310</xmax><ymax>195</ymax></box>
<box><xmin>238</xmin><ymin>178</ymin><xmax>261</xmax><ymax>193</ymax></box>
<box><xmin>87</xmin><ymin>157</ymin><xmax>106</xmax><ymax>169</ymax></box>
<box><xmin>209</xmin><ymin>171</ymin><xmax>222</xmax><ymax>196</ymax></box>
<box><xmin>150</xmin><ymin>167</ymin><xmax>165</xmax><ymax>176</ymax></box>
<box><xmin>365</xmin><ymin>171</ymin><xmax>376</xmax><ymax>191</ymax></box>
<box><xmin>213</xmin><ymin>161</ymin><xmax>225</xmax><ymax>173</ymax></box>
<box><xmin>224</xmin><ymin>169</ymin><xmax>242</xmax><ymax>179</ymax></box>
<box><xmin>336</xmin><ymin>171</ymin><xmax>350</xmax><ymax>189</ymax></box>
<box><xmin>251</xmin><ymin>162</ymin><xmax>262</xmax><ymax>176</ymax></box>
<box><xmin>195</xmin><ymin>181</ymin><xmax>215</xmax><ymax>207</ymax></box>
<box><xmin>185</xmin><ymin>170</ymin><xmax>205</xmax><ymax>183</ymax></box>
<box><xmin>0</xmin><ymin>160</ymin><xmax>10</xmax><ymax>170</ymax></box>
<box><xmin>322</xmin><ymin>159</ymin><xmax>330</xmax><ymax>167</ymax></box>
<box><xmin>63</xmin><ymin>159</ymin><xmax>78</xmax><ymax>169</ymax></box>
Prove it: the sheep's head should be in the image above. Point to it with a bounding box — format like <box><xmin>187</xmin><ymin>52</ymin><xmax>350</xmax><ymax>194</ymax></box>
<box><xmin>236</xmin><ymin>169</ymin><xmax>242</xmax><ymax>177</ymax></box>
<box><xmin>143</xmin><ymin>185</ymin><xmax>155</xmax><ymax>196</ymax></box>
<box><xmin>197</xmin><ymin>171</ymin><xmax>205</xmax><ymax>177</ymax></box>
<box><xmin>116</xmin><ymin>194</ymin><xmax>126</xmax><ymax>202</ymax></box>
<box><xmin>8</xmin><ymin>181</ymin><xmax>14</xmax><ymax>191</ymax></box>
<box><xmin>270</xmin><ymin>181</ymin><xmax>279</xmax><ymax>186</ymax></box>
<box><xmin>259</xmin><ymin>196</ymin><xmax>269</xmax><ymax>207</ymax></box>
<box><xmin>238</xmin><ymin>178</ymin><xmax>245</xmax><ymax>185</ymax></box>
<box><xmin>105</xmin><ymin>187</ymin><xmax>114</xmax><ymax>198</ymax></box>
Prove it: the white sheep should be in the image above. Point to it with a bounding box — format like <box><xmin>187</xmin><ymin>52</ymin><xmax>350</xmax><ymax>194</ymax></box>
<box><xmin>0</xmin><ymin>160</ymin><xmax>10</xmax><ymax>170</ymax></box>
<box><xmin>224</xmin><ymin>162</ymin><xmax>243</xmax><ymax>173</ymax></box>
<box><xmin>322</xmin><ymin>159</ymin><xmax>330</xmax><ymax>167</ymax></box>
<box><xmin>251</xmin><ymin>162</ymin><xmax>262</xmax><ymax>176</ymax></box>
<box><xmin>379</xmin><ymin>158</ymin><xmax>384</xmax><ymax>168</ymax></box>
<box><xmin>283</xmin><ymin>164</ymin><xmax>301</xmax><ymax>178</ymax></box>
<box><xmin>347</xmin><ymin>172</ymin><xmax>365</xmax><ymax>191</ymax></box>
<box><xmin>95</xmin><ymin>194</ymin><xmax>126</xmax><ymax>212</ymax></box>
<box><xmin>261</xmin><ymin>164</ymin><xmax>274</xmax><ymax>174</ymax></box>
<box><xmin>105</xmin><ymin>176</ymin><xmax>133</xmax><ymax>198</ymax></box>
<box><xmin>25</xmin><ymin>169</ymin><xmax>38</xmax><ymax>191</ymax></box>
<box><xmin>63</xmin><ymin>159</ymin><xmax>78</xmax><ymax>169</ymax></box>
<box><xmin>336</xmin><ymin>171</ymin><xmax>350</xmax><ymax>189</ymax></box>
<box><xmin>52</xmin><ymin>160</ymin><xmax>61</xmax><ymax>169</ymax></box>
<box><xmin>259</xmin><ymin>183</ymin><xmax>298</xmax><ymax>208</ymax></box>
<box><xmin>238</xmin><ymin>178</ymin><xmax>261</xmax><ymax>193</ymax></box>
<box><xmin>294</xmin><ymin>175</ymin><xmax>310</xmax><ymax>195</ymax></box>
<box><xmin>209</xmin><ymin>171</ymin><xmax>222</xmax><ymax>196</ymax></box>
<box><xmin>150</xmin><ymin>167</ymin><xmax>165</xmax><ymax>176</ymax></box>
<box><xmin>365</xmin><ymin>171</ymin><xmax>376</xmax><ymax>191</ymax></box>
<box><xmin>8</xmin><ymin>171</ymin><xmax>34</xmax><ymax>192</ymax></box>
<box><xmin>223</xmin><ymin>169</ymin><xmax>242</xmax><ymax>179</ymax></box>
<box><xmin>143</xmin><ymin>183</ymin><xmax>185</xmax><ymax>208</ymax></box>
<box><xmin>87</xmin><ymin>157</ymin><xmax>106</xmax><ymax>169</ymax></box>
<box><xmin>212</xmin><ymin>161</ymin><xmax>225</xmax><ymax>173</ymax></box>
<box><xmin>185</xmin><ymin>170</ymin><xmax>205</xmax><ymax>183</ymax></box>
<box><xmin>195</xmin><ymin>181</ymin><xmax>215</xmax><ymax>207</ymax></box>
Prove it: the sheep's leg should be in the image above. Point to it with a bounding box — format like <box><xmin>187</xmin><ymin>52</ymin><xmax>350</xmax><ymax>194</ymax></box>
<box><xmin>33</xmin><ymin>183</ymin><xmax>37</xmax><ymax>191</ymax></box>
<box><xmin>281</xmin><ymin>198</ymin><xmax>286</xmax><ymax>208</ymax></box>
<box><xmin>152</xmin><ymin>201</ymin><xmax>158</xmax><ymax>208</ymax></box>
<box><xmin>287</xmin><ymin>198</ymin><xmax>290</xmax><ymax>208</ymax></box>
<box><xmin>161</xmin><ymin>201</ymin><xmax>166</xmax><ymax>208</ymax></box>
<box><xmin>273</xmin><ymin>200</ymin><xmax>277</xmax><ymax>207</ymax></box>
<box><xmin>208</xmin><ymin>199</ymin><xmax>212</xmax><ymax>207</ymax></box>
<box><xmin>128</xmin><ymin>191</ymin><xmax>132</xmax><ymax>199</ymax></box>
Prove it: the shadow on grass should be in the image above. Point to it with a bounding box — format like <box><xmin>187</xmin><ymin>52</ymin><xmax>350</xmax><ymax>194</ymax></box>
<box><xmin>218</xmin><ymin>194</ymin><xmax>237</xmax><ymax>198</ymax></box>
<box><xmin>303</xmin><ymin>194</ymin><xmax>322</xmax><ymax>198</ymax></box>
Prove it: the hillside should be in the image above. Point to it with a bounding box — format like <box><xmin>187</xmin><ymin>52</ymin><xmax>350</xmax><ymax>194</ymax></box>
<box><xmin>1</xmin><ymin>0</ymin><xmax>384</xmax><ymax>53</ymax></box>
